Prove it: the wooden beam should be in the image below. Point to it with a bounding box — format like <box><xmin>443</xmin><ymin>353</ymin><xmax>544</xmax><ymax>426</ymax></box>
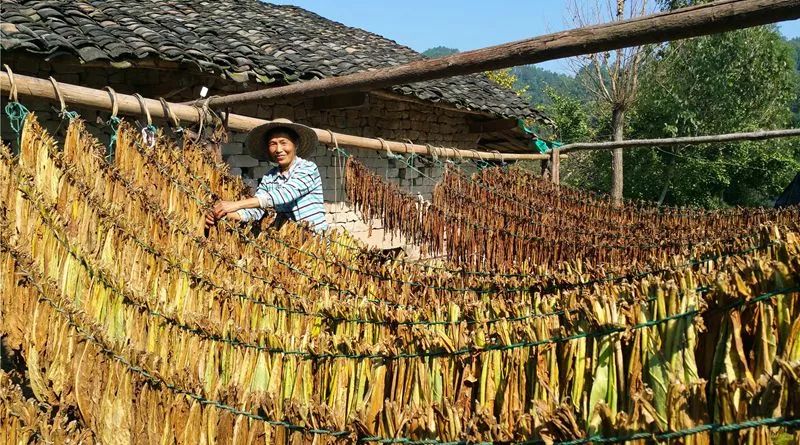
<box><xmin>0</xmin><ymin>71</ymin><xmax>557</xmax><ymax>161</ymax></box>
<box><xmin>200</xmin><ymin>0</ymin><xmax>799</xmax><ymax>109</ymax></box>
<box><xmin>556</xmin><ymin>128</ymin><xmax>800</xmax><ymax>153</ymax></box>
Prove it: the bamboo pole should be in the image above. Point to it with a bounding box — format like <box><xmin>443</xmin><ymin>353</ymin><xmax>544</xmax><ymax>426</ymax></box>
<box><xmin>0</xmin><ymin>71</ymin><xmax>558</xmax><ymax>161</ymax></box>
<box><xmin>199</xmin><ymin>0</ymin><xmax>800</xmax><ymax>108</ymax></box>
<box><xmin>555</xmin><ymin>129</ymin><xmax>800</xmax><ymax>153</ymax></box>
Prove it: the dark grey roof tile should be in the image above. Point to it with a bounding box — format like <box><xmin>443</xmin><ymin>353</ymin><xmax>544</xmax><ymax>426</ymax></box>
<box><xmin>2</xmin><ymin>0</ymin><xmax>544</xmax><ymax>120</ymax></box>
<box><xmin>77</xmin><ymin>45</ymin><xmax>107</xmax><ymax>61</ymax></box>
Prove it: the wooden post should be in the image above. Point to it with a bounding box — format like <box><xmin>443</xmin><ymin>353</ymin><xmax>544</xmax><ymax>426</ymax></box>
<box><xmin>200</xmin><ymin>0</ymin><xmax>799</xmax><ymax>108</ymax></box>
<box><xmin>550</xmin><ymin>148</ymin><xmax>560</xmax><ymax>185</ymax></box>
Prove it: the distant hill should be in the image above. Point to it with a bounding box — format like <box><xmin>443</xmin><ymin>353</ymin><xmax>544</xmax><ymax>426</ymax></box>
<box><xmin>421</xmin><ymin>46</ymin><xmax>460</xmax><ymax>58</ymax></box>
<box><xmin>421</xmin><ymin>46</ymin><xmax>585</xmax><ymax>107</ymax></box>
<box><xmin>511</xmin><ymin>65</ymin><xmax>586</xmax><ymax>106</ymax></box>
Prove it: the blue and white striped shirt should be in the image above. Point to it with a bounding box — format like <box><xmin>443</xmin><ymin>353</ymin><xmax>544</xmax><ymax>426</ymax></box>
<box><xmin>237</xmin><ymin>157</ymin><xmax>328</xmax><ymax>232</ymax></box>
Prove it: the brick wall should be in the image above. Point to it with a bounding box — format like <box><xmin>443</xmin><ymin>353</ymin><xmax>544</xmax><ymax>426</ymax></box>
<box><xmin>2</xmin><ymin>55</ymin><xmax>483</xmax><ymax>251</ymax></box>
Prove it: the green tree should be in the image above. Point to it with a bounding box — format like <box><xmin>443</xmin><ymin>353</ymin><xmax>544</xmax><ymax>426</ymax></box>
<box><xmin>541</xmin><ymin>87</ymin><xmax>610</xmax><ymax>187</ymax></box>
<box><xmin>627</xmin><ymin>26</ymin><xmax>799</xmax><ymax>207</ymax></box>
<box><xmin>485</xmin><ymin>68</ymin><xmax>529</xmax><ymax>97</ymax></box>
<box><xmin>542</xmin><ymin>87</ymin><xmax>599</xmax><ymax>144</ymax></box>
<box><xmin>788</xmin><ymin>37</ymin><xmax>800</xmax><ymax>126</ymax></box>
<box><xmin>788</xmin><ymin>37</ymin><xmax>800</xmax><ymax>70</ymax></box>
<box><xmin>512</xmin><ymin>65</ymin><xmax>586</xmax><ymax>106</ymax></box>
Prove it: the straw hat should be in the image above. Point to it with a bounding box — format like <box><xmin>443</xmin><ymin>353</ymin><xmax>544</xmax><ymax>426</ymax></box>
<box><xmin>245</xmin><ymin>118</ymin><xmax>319</xmax><ymax>162</ymax></box>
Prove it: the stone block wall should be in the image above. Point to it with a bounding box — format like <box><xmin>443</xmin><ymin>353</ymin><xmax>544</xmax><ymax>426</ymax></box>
<box><xmin>2</xmin><ymin>55</ymin><xmax>485</xmax><ymax>251</ymax></box>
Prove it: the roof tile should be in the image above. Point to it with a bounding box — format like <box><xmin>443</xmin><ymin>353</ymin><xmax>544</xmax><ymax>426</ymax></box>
<box><xmin>2</xmin><ymin>0</ymin><xmax>544</xmax><ymax>121</ymax></box>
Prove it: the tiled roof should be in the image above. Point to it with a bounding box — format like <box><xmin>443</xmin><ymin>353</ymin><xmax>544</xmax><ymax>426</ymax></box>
<box><xmin>1</xmin><ymin>0</ymin><xmax>546</xmax><ymax>121</ymax></box>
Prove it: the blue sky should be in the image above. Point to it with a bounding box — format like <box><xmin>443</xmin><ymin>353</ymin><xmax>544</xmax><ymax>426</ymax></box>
<box><xmin>270</xmin><ymin>0</ymin><xmax>800</xmax><ymax>74</ymax></box>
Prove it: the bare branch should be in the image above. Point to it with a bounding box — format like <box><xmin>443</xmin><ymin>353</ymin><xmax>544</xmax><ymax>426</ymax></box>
<box><xmin>568</xmin><ymin>0</ymin><xmax>651</xmax><ymax>109</ymax></box>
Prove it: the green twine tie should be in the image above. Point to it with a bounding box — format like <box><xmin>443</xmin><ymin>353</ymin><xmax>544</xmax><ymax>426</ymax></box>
<box><xmin>4</xmin><ymin>101</ymin><xmax>29</xmax><ymax>150</ymax></box>
<box><xmin>474</xmin><ymin>159</ymin><xmax>491</xmax><ymax>170</ymax></box>
<box><xmin>59</xmin><ymin>109</ymin><xmax>79</xmax><ymax>121</ymax></box>
<box><xmin>141</xmin><ymin>124</ymin><xmax>158</xmax><ymax>148</ymax></box>
<box><xmin>106</xmin><ymin>116</ymin><xmax>122</xmax><ymax>160</ymax></box>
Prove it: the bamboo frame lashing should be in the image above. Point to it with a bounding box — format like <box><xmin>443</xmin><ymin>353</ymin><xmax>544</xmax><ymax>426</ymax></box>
<box><xmin>104</xmin><ymin>86</ymin><xmax>119</xmax><ymax>119</ymax></box>
<box><xmin>3</xmin><ymin>64</ymin><xmax>18</xmax><ymax>102</ymax></box>
<box><xmin>48</xmin><ymin>76</ymin><xmax>74</xmax><ymax>120</ymax></box>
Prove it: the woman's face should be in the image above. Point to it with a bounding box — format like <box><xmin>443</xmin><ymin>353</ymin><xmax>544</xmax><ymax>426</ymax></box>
<box><xmin>267</xmin><ymin>131</ymin><xmax>297</xmax><ymax>171</ymax></box>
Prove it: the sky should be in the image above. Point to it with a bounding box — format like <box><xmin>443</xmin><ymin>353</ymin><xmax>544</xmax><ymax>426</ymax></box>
<box><xmin>270</xmin><ymin>0</ymin><xmax>800</xmax><ymax>75</ymax></box>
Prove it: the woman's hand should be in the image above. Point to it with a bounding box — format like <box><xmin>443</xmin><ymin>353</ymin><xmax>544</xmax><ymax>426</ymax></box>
<box><xmin>205</xmin><ymin>211</ymin><xmax>217</xmax><ymax>229</ymax></box>
<box><xmin>205</xmin><ymin>208</ymin><xmax>243</xmax><ymax>229</ymax></box>
<box><xmin>212</xmin><ymin>200</ymin><xmax>242</xmax><ymax>219</ymax></box>
<box><xmin>208</xmin><ymin>198</ymin><xmax>260</xmax><ymax>227</ymax></box>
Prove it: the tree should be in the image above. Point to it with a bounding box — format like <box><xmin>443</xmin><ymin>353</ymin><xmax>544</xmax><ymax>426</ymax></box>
<box><xmin>628</xmin><ymin>26</ymin><xmax>799</xmax><ymax>207</ymax></box>
<box><xmin>788</xmin><ymin>37</ymin><xmax>800</xmax><ymax>126</ymax></box>
<box><xmin>787</xmin><ymin>37</ymin><xmax>800</xmax><ymax>71</ymax></box>
<box><xmin>568</xmin><ymin>0</ymin><xmax>652</xmax><ymax>203</ymax></box>
<box><xmin>512</xmin><ymin>65</ymin><xmax>586</xmax><ymax>106</ymax></box>
<box><xmin>485</xmin><ymin>68</ymin><xmax>529</xmax><ymax>98</ymax></box>
<box><xmin>541</xmin><ymin>87</ymin><xmax>609</xmax><ymax>186</ymax></box>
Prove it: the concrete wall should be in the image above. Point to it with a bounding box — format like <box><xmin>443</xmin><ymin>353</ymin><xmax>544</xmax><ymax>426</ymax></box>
<box><xmin>2</xmin><ymin>55</ymin><xmax>483</xmax><ymax>250</ymax></box>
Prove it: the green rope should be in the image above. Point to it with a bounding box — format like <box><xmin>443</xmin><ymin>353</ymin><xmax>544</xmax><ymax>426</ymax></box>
<box><xmin>40</xmin><ymin>278</ymin><xmax>800</xmax><ymax>443</ymax></box>
<box><xmin>4</xmin><ymin>101</ymin><xmax>29</xmax><ymax>151</ymax></box>
<box><xmin>321</xmin><ymin>146</ymin><xmax>776</xmax><ymax>281</ymax></box>
<box><xmin>10</xmin><ymin>241</ymin><xmax>797</xmax><ymax>444</ymax></box>
<box><xmin>473</xmin><ymin>158</ymin><xmax>492</xmax><ymax>170</ymax></box>
<box><xmin>141</xmin><ymin>123</ymin><xmax>158</xmax><ymax>148</ymax></box>
<box><xmin>544</xmin><ymin>416</ymin><xmax>800</xmax><ymax>445</ymax></box>
<box><xmin>106</xmin><ymin>116</ymin><xmax>122</xmax><ymax>160</ymax></box>
<box><xmin>59</xmin><ymin>109</ymin><xmax>79</xmax><ymax>121</ymax></box>
<box><xmin>110</xmin><ymin>138</ymin><xmax>786</xmax><ymax>309</ymax></box>
<box><xmin>13</xmin><ymin>267</ymin><xmax>352</xmax><ymax>439</ymax></box>
<box><xmin>305</xmin><ymin>284</ymin><xmax>796</xmax><ymax>359</ymax></box>
<box><xmin>362</xmin><ymin>416</ymin><xmax>800</xmax><ymax>444</ymax></box>
<box><xmin>29</xmin><ymin>160</ymin><xmax>774</xmax><ymax>331</ymax></box>
<box><xmin>107</xmin><ymin>135</ymin><xmax>785</xmax><ymax>309</ymax></box>
<box><xmin>24</xmin><ymin>186</ymin><xmax>792</xmax><ymax>360</ymax></box>
<box><xmin>28</xmin><ymin>197</ymin><xmax>726</xmax><ymax>338</ymax></box>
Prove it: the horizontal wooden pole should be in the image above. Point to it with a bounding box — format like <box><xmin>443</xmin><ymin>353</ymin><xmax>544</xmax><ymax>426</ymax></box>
<box><xmin>557</xmin><ymin>128</ymin><xmax>800</xmax><ymax>153</ymax></box>
<box><xmin>0</xmin><ymin>71</ymin><xmax>556</xmax><ymax>161</ymax></box>
<box><xmin>202</xmin><ymin>0</ymin><xmax>800</xmax><ymax>108</ymax></box>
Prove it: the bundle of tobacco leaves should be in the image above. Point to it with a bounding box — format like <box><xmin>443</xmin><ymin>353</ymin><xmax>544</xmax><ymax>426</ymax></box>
<box><xmin>0</xmin><ymin>114</ymin><xmax>798</xmax><ymax>444</ymax></box>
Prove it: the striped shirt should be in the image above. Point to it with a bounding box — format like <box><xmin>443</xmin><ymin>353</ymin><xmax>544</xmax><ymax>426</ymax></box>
<box><xmin>237</xmin><ymin>157</ymin><xmax>328</xmax><ymax>232</ymax></box>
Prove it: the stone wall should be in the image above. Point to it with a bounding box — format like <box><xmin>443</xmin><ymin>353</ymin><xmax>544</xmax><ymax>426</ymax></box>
<box><xmin>2</xmin><ymin>55</ymin><xmax>483</xmax><ymax>250</ymax></box>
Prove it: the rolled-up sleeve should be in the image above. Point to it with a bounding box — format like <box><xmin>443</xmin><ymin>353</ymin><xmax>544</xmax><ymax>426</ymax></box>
<box><xmin>236</xmin><ymin>175</ymin><xmax>273</xmax><ymax>222</ymax></box>
<box><xmin>237</xmin><ymin>206</ymin><xmax>264</xmax><ymax>223</ymax></box>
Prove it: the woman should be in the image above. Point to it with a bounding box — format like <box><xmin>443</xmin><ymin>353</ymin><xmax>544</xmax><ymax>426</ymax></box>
<box><xmin>206</xmin><ymin>118</ymin><xmax>328</xmax><ymax>232</ymax></box>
